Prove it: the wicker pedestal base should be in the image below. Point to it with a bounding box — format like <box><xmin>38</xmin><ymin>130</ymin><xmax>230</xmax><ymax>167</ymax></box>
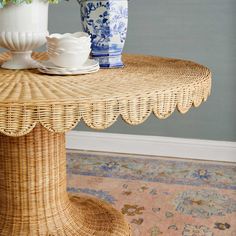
<box><xmin>0</xmin><ymin>125</ymin><xmax>131</xmax><ymax>236</ymax></box>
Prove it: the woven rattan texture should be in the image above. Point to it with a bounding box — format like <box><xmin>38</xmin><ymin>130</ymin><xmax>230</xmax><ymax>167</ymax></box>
<box><xmin>0</xmin><ymin>52</ymin><xmax>211</xmax><ymax>137</ymax></box>
<box><xmin>0</xmin><ymin>125</ymin><xmax>131</xmax><ymax>236</ymax></box>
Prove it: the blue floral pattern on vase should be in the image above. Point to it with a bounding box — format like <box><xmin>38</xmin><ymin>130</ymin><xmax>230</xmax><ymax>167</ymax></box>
<box><xmin>80</xmin><ymin>0</ymin><xmax>128</xmax><ymax>68</ymax></box>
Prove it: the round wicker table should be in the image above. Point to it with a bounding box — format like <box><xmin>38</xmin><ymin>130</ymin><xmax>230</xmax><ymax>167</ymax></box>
<box><xmin>0</xmin><ymin>52</ymin><xmax>211</xmax><ymax>236</ymax></box>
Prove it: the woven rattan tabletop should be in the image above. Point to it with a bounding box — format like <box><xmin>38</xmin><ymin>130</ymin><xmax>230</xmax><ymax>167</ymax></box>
<box><xmin>0</xmin><ymin>52</ymin><xmax>211</xmax><ymax>136</ymax></box>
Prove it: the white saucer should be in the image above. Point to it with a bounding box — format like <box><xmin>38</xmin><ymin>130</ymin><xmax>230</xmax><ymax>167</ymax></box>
<box><xmin>37</xmin><ymin>59</ymin><xmax>99</xmax><ymax>75</ymax></box>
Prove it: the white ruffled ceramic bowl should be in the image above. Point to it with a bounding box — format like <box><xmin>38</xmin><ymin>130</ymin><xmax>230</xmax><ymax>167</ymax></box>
<box><xmin>46</xmin><ymin>32</ymin><xmax>91</xmax><ymax>68</ymax></box>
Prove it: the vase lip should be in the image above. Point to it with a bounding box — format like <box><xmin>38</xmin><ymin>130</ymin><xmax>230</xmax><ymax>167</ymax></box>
<box><xmin>0</xmin><ymin>0</ymin><xmax>49</xmax><ymax>8</ymax></box>
<box><xmin>79</xmin><ymin>0</ymin><xmax>128</xmax><ymax>2</ymax></box>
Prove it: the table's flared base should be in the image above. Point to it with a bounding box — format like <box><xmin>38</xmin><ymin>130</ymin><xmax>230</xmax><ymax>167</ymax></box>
<box><xmin>0</xmin><ymin>125</ymin><xmax>131</xmax><ymax>236</ymax></box>
<box><xmin>0</xmin><ymin>194</ymin><xmax>131</xmax><ymax>236</ymax></box>
<box><xmin>68</xmin><ymin>195</ymin><xmax>131</xmax><ymax>236</ymax></box>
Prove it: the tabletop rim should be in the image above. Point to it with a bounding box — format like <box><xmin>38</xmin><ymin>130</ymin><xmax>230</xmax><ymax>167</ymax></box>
<box><xmin>0</xmin><ymin>52</ymin><xmax>212</xmax><ymax>136</ymax></box>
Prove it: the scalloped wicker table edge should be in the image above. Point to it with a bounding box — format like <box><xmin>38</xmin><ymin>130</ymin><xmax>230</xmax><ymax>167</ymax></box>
<box><xmin>0</xmin><ymin>52</ymin><xmax>211</xmax><ymax>236</ymax></box>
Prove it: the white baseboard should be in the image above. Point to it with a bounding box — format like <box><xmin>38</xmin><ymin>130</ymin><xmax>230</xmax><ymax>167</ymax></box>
<box><xmin>66</xmin><ymin>131</ymin><xmax>236</xmax><ymax>162</ymax></box>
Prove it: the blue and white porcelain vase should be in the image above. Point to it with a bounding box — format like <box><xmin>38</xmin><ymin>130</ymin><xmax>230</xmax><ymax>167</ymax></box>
<box><xmin>80</xmin><ymin>0</ymin><xmax>128</xmax><ymax>68</ymax></box>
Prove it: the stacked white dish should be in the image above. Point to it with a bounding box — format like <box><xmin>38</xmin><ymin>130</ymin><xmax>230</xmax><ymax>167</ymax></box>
<box><xmin>38</xmin><ymin>59</ymin><xmax>99</xmax><ymax>75</ymax></box>
<box><xmin>38</xmin><ymin>32</ymin><xmax>99</xmax><ymax>75</ymax></box>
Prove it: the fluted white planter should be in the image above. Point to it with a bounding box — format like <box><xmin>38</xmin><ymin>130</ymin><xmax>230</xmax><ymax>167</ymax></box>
<box><xmin>0</xmin><ymin>0</ymin><xmax>49</xmax><ymax>69</ymax></box>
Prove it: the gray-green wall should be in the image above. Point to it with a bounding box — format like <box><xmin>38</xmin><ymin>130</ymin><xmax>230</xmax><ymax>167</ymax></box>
<box><xmin>4</xmin><ymin>0</ymin><xmax>236</xmax><ymax>141</ymax></box>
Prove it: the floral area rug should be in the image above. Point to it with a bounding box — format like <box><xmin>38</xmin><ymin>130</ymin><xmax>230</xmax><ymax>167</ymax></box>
<box><xmin>67</xmin><ymin>150</ymin><xmax>236</xmax><ymax>236</ymax></box>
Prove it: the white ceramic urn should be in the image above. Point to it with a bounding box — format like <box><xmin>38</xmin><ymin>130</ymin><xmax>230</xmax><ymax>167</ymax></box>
<box><xmin>0</xmin><ymin>0</ymin><xmax>49</xmax><ymax>69</ymax></box>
